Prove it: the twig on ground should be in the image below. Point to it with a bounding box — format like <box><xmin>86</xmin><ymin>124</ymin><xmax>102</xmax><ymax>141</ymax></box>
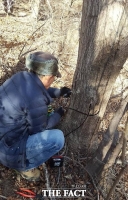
<box><xmin>71</xmin><ymin>152</ymin><xmax>75</xmax><ymax>165</ymax></box>
<box><xmin>43</xmin><ymin>163</ymin><xmax>56</xmax><ymax>200</ymax></box>
<box><xmin>56</xmin><ymin>167</ymin><xmax>61</xmax><ymax>185</ymax></box>
<box><xmin>0</xmin><ymin>194</ymin><xmax>7</xmax><ymax>199</ymax></box>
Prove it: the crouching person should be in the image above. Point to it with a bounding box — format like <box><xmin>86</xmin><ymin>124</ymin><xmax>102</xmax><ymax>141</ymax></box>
<box><xmin>0</xmin><ymin>51</ymin><xmax>71</xmax><ymax>181</ymax></box>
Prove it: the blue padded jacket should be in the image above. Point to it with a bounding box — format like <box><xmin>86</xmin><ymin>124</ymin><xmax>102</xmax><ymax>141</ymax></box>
<box><xmin>0</xmin><ymin>71</ymin><xmax>61</xmax><ymax>170</ymax></box>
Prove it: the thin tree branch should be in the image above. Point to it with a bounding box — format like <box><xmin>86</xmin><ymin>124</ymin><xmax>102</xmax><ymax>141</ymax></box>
<box><xmin>18</xmin><ymin>21</ymin><xmax>47</xmax><ymax>59</ymax></box>
<box><xmin>42</xmin><ymin>163</ymin><xmax>56</xmax><ymax>200</ymax></box>
<box><xmin>0</xmin><ymin>195</ymin><xmax>7</xmax><ymax>199</ymax></box>
<box><xmin>103</xmin><ymin>134</ymin><xmax>123</xmax><ymax>170</ymax></box>
<box><xmin>86</xmin><ymin>95</ymin><xmax>128</xmax><ymax>177</ymax></box>
<box><xmin>121</xmin><ymin>114</ymin><xmax>128</xmax><ymax>165</ymax></box>
<box><xmin>19</xmin><ymin>48</ymin><xmax>37</xmax><ymax>59</ymax></box>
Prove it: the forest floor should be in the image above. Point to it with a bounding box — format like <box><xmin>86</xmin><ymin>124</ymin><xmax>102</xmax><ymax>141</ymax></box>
<box><xmin>0</xmin><ymin>137</ymin><xmax>127</xmax><ymax>200</ymax></box>
<box><xmin>0</xmin><ymin>43</ymin><xmax>128</xmax><ymax>200</ymax></box>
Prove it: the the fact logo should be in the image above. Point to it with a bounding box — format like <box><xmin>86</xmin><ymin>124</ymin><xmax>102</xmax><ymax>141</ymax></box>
<box><xmin>42</xmin><ymin>187</ymin><xmax>86</xmax><ymax>198</ymax></box>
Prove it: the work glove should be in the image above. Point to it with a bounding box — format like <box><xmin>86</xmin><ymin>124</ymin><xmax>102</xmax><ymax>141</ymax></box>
<box><xmin>55</xmin><ymin>107</ymin><xmax>65</xmax><ymax>117</ymax></box>
<box><xmin>60</xmin><ymin>87</ymin><xmax>71</xmax><ymax>98</ymax></box>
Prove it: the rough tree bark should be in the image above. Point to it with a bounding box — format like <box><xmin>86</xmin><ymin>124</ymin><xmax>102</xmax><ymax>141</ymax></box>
<box><xmin>61</xmin><ymin>0</ymin><xmax>128</xmax><ymax>155</ymax></box>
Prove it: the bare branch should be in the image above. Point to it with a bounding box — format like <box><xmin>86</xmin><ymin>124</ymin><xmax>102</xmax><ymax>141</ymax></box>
<box><xmin>121</xmin><ymin>114</ymin><xmax>128</xmax><ymax>165</ymax></box>
<box><xmin>103</xmin><ymin>134</ymin><xmax>123</xmax><ymax>170</ymax></box>
<box><xmin>86</xmin><ymin>95</ymin><xmax>128</xmax><ymax>178</ymax></box>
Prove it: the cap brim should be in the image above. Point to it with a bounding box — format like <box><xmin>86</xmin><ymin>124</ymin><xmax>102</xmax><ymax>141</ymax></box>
<box><xmin>56</xmin><ymin>70</ymin><xmax>61</xmax><ymax>78</ymax></box>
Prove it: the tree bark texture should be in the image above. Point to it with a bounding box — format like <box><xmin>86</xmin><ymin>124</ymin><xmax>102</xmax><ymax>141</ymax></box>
<box><xmin>61</xmin><ymin>0</ymin><xmax>128</xmax><ymax>153</ymax></box>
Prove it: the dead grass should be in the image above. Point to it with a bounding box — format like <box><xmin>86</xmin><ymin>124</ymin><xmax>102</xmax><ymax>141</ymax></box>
<box><xmin>0</xmin><ymin>0</ymin><xmax>82</xmax><ymax>89</ymax></box>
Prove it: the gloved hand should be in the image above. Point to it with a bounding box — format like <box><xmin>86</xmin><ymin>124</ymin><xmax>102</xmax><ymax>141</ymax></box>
<box><xmin>55</xmin><ymin>107</ymin><xmax>65</xmax><ymax>117</ymax></box>
<box><xmin>60</xmin><ymin>87</ymin><xmax>71</xmax><ymax>97</ymax></box>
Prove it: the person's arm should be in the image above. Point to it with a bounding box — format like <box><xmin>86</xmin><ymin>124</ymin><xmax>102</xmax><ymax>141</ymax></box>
<box><xmin>47</xmin><ymin>87</ymin><xmax>61</xmax><ymax>98</ymax></box>
<box><xmin>47</xmin><ymin>87</ymin><xmax>71</xmax><ymax>98</ymax></box>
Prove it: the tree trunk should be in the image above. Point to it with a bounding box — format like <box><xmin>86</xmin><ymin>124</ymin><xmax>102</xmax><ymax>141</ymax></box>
<box><xmin>61</xmin><ymin>0</ymin><xmax>128</xmax><ymax>154</ymax></box>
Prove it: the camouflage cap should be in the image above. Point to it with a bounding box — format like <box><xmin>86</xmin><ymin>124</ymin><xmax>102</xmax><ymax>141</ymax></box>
<box><xmin>26</xmin><ymin>51</ymin><xmax>61</xmax><ymax>77</ymax></box>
